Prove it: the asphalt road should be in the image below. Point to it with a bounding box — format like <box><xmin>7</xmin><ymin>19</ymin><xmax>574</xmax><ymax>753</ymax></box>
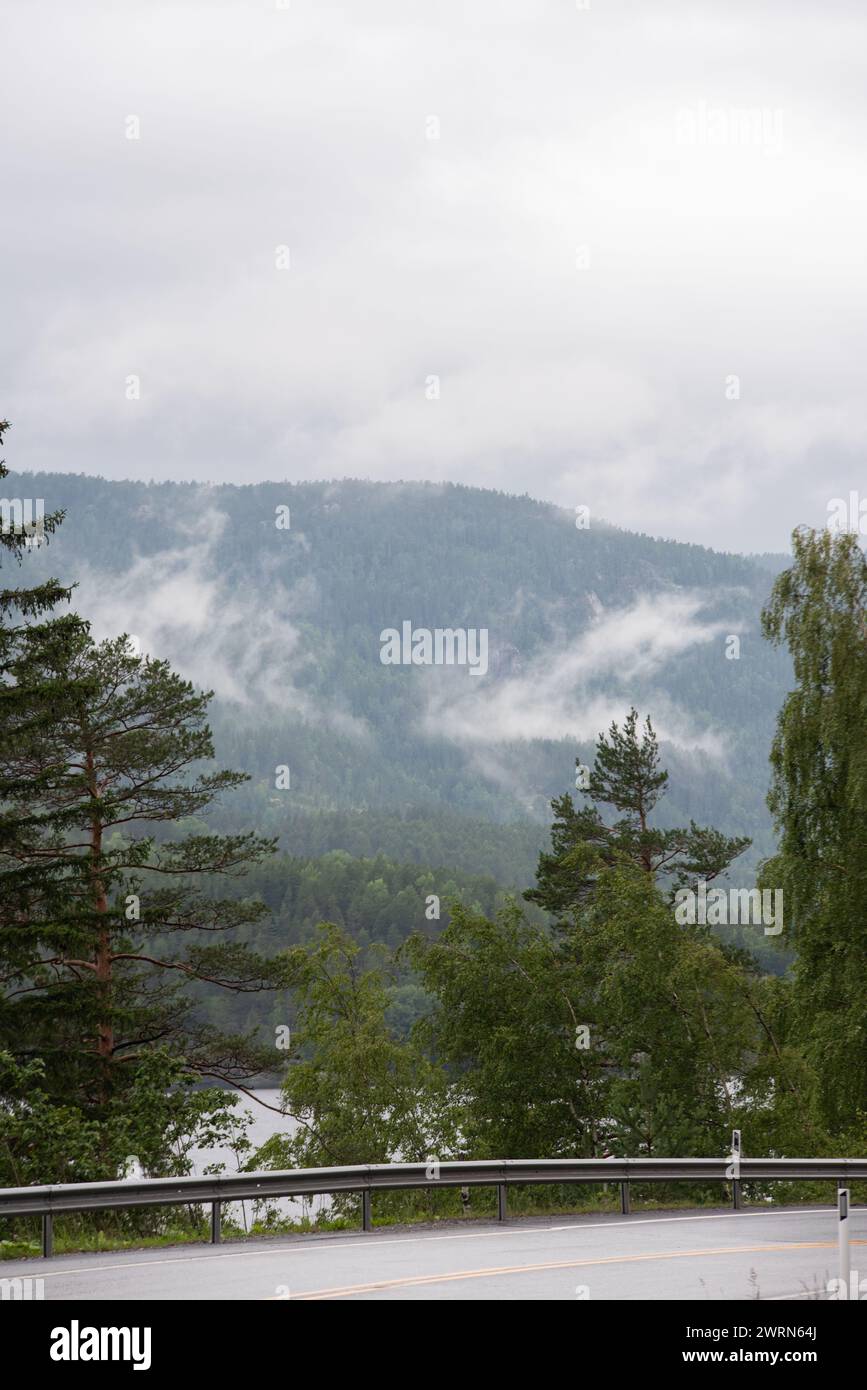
<box><xmin>3</xmin><ymin>1206</ymin><xmax>862</xmax><ymax>1301</ymax></box>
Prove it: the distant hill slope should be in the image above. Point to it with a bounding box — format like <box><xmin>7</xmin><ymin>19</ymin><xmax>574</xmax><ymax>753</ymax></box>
<box><xmin>5</xmin><ymin>472</ymin><xmax>792</xmax><ymax>875</ymax></box>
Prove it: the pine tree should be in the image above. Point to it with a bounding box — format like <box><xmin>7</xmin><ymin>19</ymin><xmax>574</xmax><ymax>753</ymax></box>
<box><xmin>526</xmin><ymin>708</ymin><xmax>750</xmax><ymax>919</ymax></box>
<box><xmin>0</xmin><ymin>417</ymin><xmax>88</xmax><ymax>1017</ymax></box>
<box><xmin>0</xmin><ymin>623</ymin><xmax>284</xmax><ymax>1118</ymax></box>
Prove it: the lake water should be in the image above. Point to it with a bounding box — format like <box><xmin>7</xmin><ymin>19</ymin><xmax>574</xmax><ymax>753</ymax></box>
<box><xmin>190</xmin><ymin>1088</ymin><xmax>331</xmax><ymax>1227</ymax></box>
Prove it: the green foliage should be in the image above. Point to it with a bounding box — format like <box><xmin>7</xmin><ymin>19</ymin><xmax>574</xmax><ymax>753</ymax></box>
<box><xmin>268</xmin><ymin>808</ymin><xmax>548</xmax><ymax>887</ymax></box>
<box><xmin>0</xmin><ymin>621</ymin><xmax>283</xmax><ymax>1121</ymax></box>
<box><xmin>761</xmin><ymin>526</ymin><xmax>867</xmax><ymax>1129</ymax></box>
<box><xmin>0</xmin><ymin>1048</ymin><xmax>248</xmax><ymax>1187</ymax></box>
<box><xmin>251</xmin><ymin>924</ymin><xmax>457</xmax><ymax>1218</ymax></box>
<box><xmin>193</xmin><ymin>846</ymin><xmax>551</xmax><ymax>1040</ymax></box>
<box><xmin>408</xmin><ymin>716</ymin><xmax>821</xmax><ymax>1162</ymax></box>
<box><xmin>409</xmin><ymin>900</ymin><xmax>600</xmax><ymax>1158</ymax></box>
<box><xmin>526</xmin><ymin>708</ymin><xmax>751</xmax><ymax>918</ymax></box>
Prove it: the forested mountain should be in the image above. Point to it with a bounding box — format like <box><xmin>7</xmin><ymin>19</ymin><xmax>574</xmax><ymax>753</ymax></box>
<box><xmin>8</xmin><ymin>471</ymin><xmax>791</xmax><ymax>878</ymax></box>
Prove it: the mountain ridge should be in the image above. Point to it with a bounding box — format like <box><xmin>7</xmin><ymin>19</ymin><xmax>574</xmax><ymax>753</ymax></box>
<box><xmin>3</xmin><ymin>471</ymin><xmax>792</xmax><ymax>876</ymax></box>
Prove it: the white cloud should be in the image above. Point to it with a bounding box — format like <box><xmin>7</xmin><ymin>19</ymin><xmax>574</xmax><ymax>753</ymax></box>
<box><xmin>421</xmin><ymin>590</ymin><xmax>736</xmax><ymax>756</ymax></box>
<box><xmin>74</xmin><ymin>499</ymin><xmax>367</xmax><ymax>737</ymax></box>
<box><xmin>2</xmin><ymin>0</ymin><xmax>865</xmax><ymax>551</ymax></box>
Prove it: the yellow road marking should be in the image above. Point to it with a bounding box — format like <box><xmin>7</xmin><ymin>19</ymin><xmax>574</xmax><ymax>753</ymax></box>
<box><xmin>284</xmin><ymin>1239</ymin><xmax>865</xmax><ymax>1300</ymax></box>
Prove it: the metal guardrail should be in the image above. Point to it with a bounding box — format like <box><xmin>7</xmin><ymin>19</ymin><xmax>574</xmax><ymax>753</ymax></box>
<box><xmin>1</xmin><ymin>1156</ymin><xmax>864</xmax><ymax>1257</ymax></box>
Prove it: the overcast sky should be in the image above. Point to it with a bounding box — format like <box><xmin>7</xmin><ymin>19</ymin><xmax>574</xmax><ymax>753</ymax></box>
<box><xmin>3</xmin><ymin>0</ymin><xmax>866</xmax><ymax>552</ymax></box>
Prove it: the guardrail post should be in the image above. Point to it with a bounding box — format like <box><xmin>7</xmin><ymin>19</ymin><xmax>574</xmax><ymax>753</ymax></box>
<box><xmin>42</xmin><ymin>1212</ymin><xmax>53</xmax><ymax>1259</ymax></box>
<box><xmin>211</xmin><ymin>1200</ymin><xmax>222</xmax><ymax>1245</ymax></box>
<box><xmin>839</xmin><ymin>1188</ymin><xmax>850</xmax><ymax>1299</ymax></box>
<box><xmin>362</xmin><ymin>1189</ymin><xmax>372</xmax><ymax>1232</ymax></box>
<box><xmin>497</xmin><ymin>1183</ymin><xmax>507</xmax><ymax>1222</ymax></box>
<box><xmin>730</xmin><ymin>1130</ymin><xmax>742</xmax><ymax>1210</ymax></box>
<box><xmin>620</xmin><ymin>1181</ymin><xmax>631</xmax><ymax>1215</ymax></box>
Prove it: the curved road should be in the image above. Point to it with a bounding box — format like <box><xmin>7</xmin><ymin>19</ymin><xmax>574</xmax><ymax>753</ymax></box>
<box><xmin>4</xmin><ymin>1206</ymin><xmax>862</xmax><ymax>1301</ymax></box>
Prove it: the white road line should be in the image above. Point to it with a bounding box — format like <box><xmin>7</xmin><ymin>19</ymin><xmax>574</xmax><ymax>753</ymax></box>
<box><xmin>10</xmin><ymin>1206</ymin><xmax>842</xmax><ymax>1281</ymax></box>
